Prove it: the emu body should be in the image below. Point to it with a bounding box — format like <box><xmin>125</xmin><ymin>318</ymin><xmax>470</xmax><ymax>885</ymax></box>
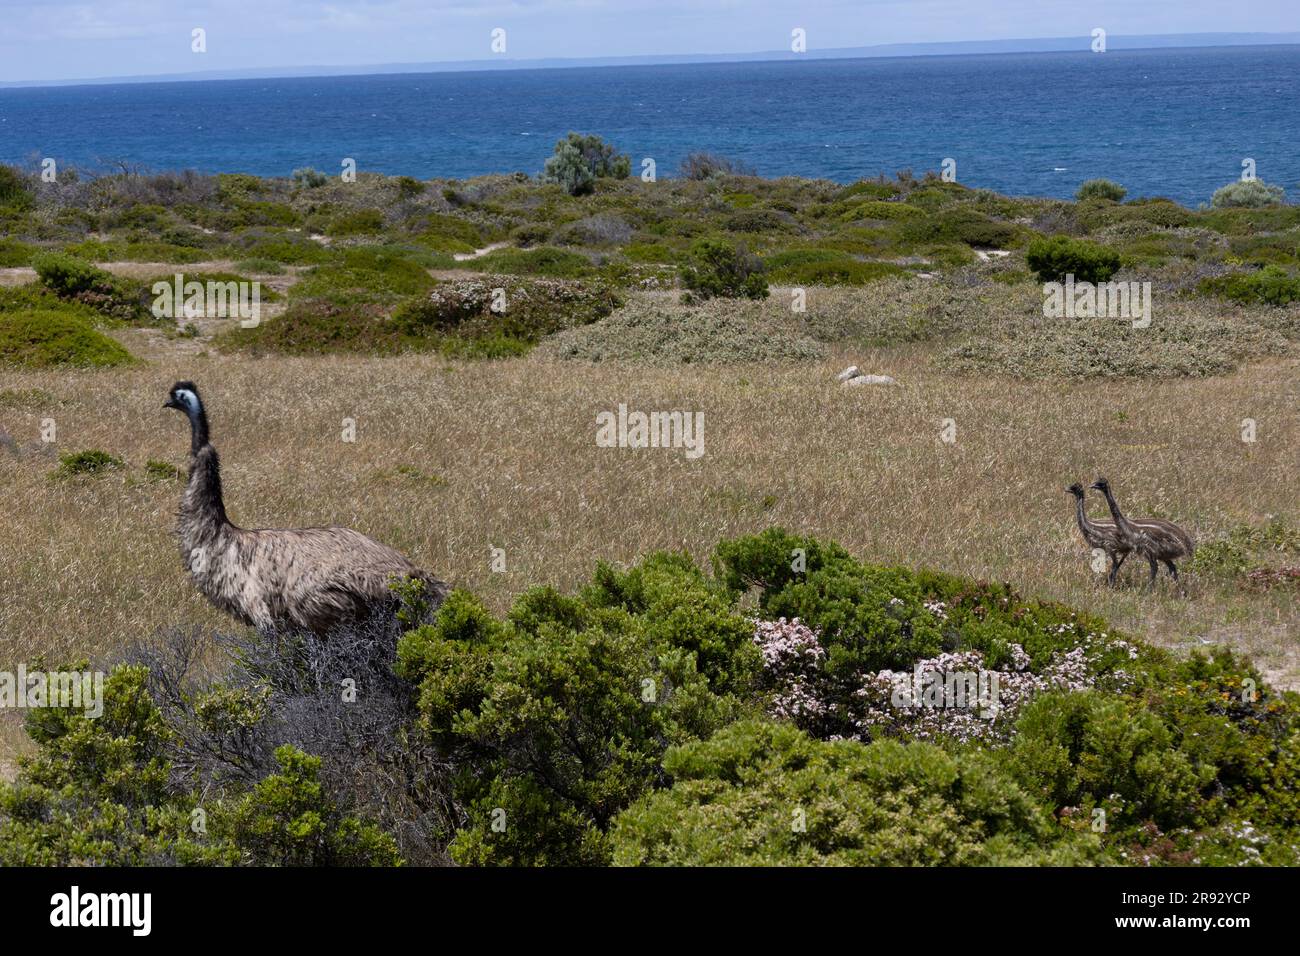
<box><xmin>1066</xmin><ymin>483</ymin><xmax>1131</xmax><ymax>586</ymax></box>
<box><xmin>167</xmin><ymin>381</ymin><xmax>447</xmax><ymax>634</ymax></box>
<box><xmin>1090</xmin><ymin>478</ymin><xmax>1195</xmax><ymax>594</ymax></box>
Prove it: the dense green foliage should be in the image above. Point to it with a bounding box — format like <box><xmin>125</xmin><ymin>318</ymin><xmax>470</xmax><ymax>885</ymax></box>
<box><xmin>1025</xmin><ymin>235</ymin><xmax>1122</xmax><ymax>284</ymax></box>
<box><xmin>0</xmin><ymin>310</ymin><xmax>134</xmax><ymax>368</ymax></box>
<box><xmin>395</xmin><ymin>553</ymin><xmax>761</xmax><ymax>864</ymax></box>
<box><xmin>1199</xmin><ymin>265</ymin><xmax>1300</xmax><ymax>306</ymax></box>
<box><xmin>1075</xmin><ymin>179</ymin><xmax>1127</xmax><ymax>202</ymax></box>
<box><xmin>612</xmin><ymin>720</ymin><xmax>1077</xmax><ymax>865</ymax></box>
<box><xmin>543</xmin><ymin>133</ymin><xmax>631</xmax><ymax>196</ymax></box>
<box><xmin>32</xmin><ymin>251</ymin><xmax>146</xmax><ymax>321</ymax></box>
<box><xmin>679</xmin><ymin>237</ymin><xmax>769</xmax><ymax>302</ymax></box>
<box><xmin>3</xmin><ymin>528</ymin><xmax>1297</xmax><ymax>867</ymax></box>
<box><xmin>0</xmin><ymin>666</ymin><xmax>398</xmax><ymax>865</ymax></box>
<box><xmin>1211</xmin><ymin>179</ymin><xmax>1286</xmax><ymax>209</ymax></box>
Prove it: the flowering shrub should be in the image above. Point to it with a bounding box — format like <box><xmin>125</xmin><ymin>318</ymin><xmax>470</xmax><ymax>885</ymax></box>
<box><xmin>752</xmin><ymin>616</ymin><xmax>1134</xmax><ymax>744</ymax></box>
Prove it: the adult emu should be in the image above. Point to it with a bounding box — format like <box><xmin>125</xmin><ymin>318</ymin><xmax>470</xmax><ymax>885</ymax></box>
<box><xmin>1090</xmin><ymin>477</ymin><xmax>1195</xmax><ymax>594</ymax></box>
<box><xmin>164</xmin><ymin>381</ymin><xmax>447</xmax><ymax>635</ymax></box>
<box><xmin>1066</xmin><ymin>483</ymin><xmax>1131</xmax><ymax>587</ymax></box>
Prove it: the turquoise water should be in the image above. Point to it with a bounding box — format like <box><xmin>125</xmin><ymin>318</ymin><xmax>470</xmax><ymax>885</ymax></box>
<box><xmin>1</xmin><ymin>45</ymin><xmax>1297</xmax><ymax>204</ymax></box>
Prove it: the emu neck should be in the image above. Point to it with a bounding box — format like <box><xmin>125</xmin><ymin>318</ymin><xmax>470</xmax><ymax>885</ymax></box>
<box><xmin>1072</xmin><ymin>496</ymin><xmax>1095</xmax><ymax>537</ymax></box>
<box><xmin>181</xmin><ymin>443</ymin><xmax>230</xmax><ymax>536</ymax></box>
<box><xmin>187</xmin><ymin>406</ymin><xmax>210</xmax><ymax>456</ymax></box>
<box><xmin>1099</xmin><ymin>489</ymin><xmax>1136</xmax><ymax>540</ymax></box>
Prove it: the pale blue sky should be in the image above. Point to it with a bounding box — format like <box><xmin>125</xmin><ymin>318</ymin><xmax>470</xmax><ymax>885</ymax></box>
<box><xmin>0</xmin><ymin>0</ymin><xmax>1297</xmax><ymax>83</ymax></box>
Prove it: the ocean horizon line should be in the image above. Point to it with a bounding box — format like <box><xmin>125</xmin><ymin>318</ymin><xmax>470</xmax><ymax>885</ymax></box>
<box><xmin>2</xmin><ymin>30</ymin><xmax>1298</xmax><ymax>91</ymax></box>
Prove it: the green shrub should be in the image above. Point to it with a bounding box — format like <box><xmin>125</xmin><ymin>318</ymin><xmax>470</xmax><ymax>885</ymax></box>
<box><xmin>0</xmin><ymin>237</ymin><xmax>36</xmax><ymax>266</ymax></box>
<box><xmin>1198</xmin><ymin>265</ymin><xmax>1300</xmax><ymax>307</ymax></box>
<box><xmin>395</xmin><ymin>552</ymin><xmax>761</xmax><ymax>865</ymax></box>
<box><xmin>52</xmin><ymin>449</ymin><xmax>125</xmax><ymax>479</ymax></box>
<box><xmin>1079</xmin><ymin>199</ymin><xmax>1193</xmax><ymax>231</ymax></box>
<box><xmin>830</xmin><ymin>199</ymin><xmax>924</xmax><ymax>223</ymax></box>
<box><xmin>32</xmin><ymin>251</ymin><xmax>147</xmax><ymax>319</ymax></box>
<box><xmin>1211</xmin><ymin>179</ymin><xmax>1286</xmax><ymax>209</ymax></box>
<box><xmin>1076</xmin><ymin>179</ymin><xmax>1127</xmax><ymax>202</ymax></box>
<box><xmin>543</xmin><ymin>132</ymin><xmax>630</xmax><ymax>195</ymax></box>
<box><xmin>33</xmin><ymin>251</ymin><xmax>110</xmax><ymax>297</ymax></box>
<box><xmin>1025</xmin><ymin>235</ymin><xmax>1122</xmax><ymax>283</ymax></box>
<box><xmin>473</xmin><ymin>245</ymin><xmax>593</xmax><ymax>278</ymax></box>
<box><xmin>0</xmin><ymin>311</ymin><xmax>134</xmax><ymax>368</ymax></box>
<box><xmin>0</xmin><ymin>664</ymin><xmax>399</xmax><ymax>866</ymax></box>
<box><xmin>413</xmin><ymin>212</ymin><xmax>485</xmax><ymax>253</ymax></box>
<box><xmin>326</xmin><ymin>208</ymin><xmax>385</xmax><ymax>236</ymax></box>
<box><xmin>611</xmin><ymin>720</ymin><xmax>1073</xmax><ymax>866</ymax></box>
<box><xmin>899</xmin><ymin>208</ymin><xmax>1019</xmax><ymax>249</ymax></box>
<box><xmin>724</xmin><ymin>208</ymin><xmax>791</xmax><ymax>233</ymax></box>
<box><xmin>291</xmin><ymin>167</ymin><xmax>328</xmax><ymax>189</ymax></box>
<box><xmin>679</xmin><ymin>237</ymin><xmax>768</xmax><ymax>302</ymax></box>
<box><xmin>764</xmin><ymin>249</ymin><xmax>907</xmax><ymax>286</ymax></box>
<box><xmin>221</xmin><ymin>745</ymin><xmax>401</xmax><ymax>866</ymax></box>
<box><xmin>1009</xmin><ymin>691</ymin><xmax>1207</xmax><ymax>828</ymax></box>
<box><xmin>835</xmin><ymin>179</ymin><xmax>900</xmax><ymax>201</ymax></box>
<box><xmin>232</xmin><ymin>257</ymin><xmax>286</xmax><ymax>275</ymax></box>
<box><xmin>289</xmin><ymin>248</ymin><xmax>436</xmax><ymax>304</ymax></box>
<box><xmin>0</xmin><ymin>164</ymin><xmax>32</xmax><ymax>209</ymax></box>
<box><xmin>235</xmin><ymin>233</ymin><xmax>334</xmax><ymax>265</ymax></box>
<box><xmin>391</xmin><ymin>275</ymin><xmax>620</xmax><ymax>355</ymax></box>
<box><xmin>395</xmin><ymin>176</ymin><xmax>426</xmax><ymax>198</ymax></box>
<box><xmin>145</xmin><ymin>459</ymin><xmax>182</xmax><ymax>481</ymax></box>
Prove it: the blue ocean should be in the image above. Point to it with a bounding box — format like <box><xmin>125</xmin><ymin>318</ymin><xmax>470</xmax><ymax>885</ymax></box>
<box><xmin>1</xmin><ymin>45</ymin><xmax>1297</xmax><ymax>205</ymax></box>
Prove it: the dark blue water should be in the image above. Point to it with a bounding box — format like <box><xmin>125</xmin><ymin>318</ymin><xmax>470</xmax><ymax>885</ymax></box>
<box><xmin>1</xmin><ymin>46</ymin><xmax>1297</xmax><ymax>205</ymax></box>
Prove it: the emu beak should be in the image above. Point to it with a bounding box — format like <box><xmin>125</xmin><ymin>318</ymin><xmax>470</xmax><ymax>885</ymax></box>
<box><xmin>163</xmin><ymin>399</ymin><xmax>178</xmax><ymax>410</ymax></box>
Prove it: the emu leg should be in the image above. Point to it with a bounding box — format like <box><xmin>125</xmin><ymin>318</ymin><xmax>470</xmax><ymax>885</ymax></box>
<box><xmin>1164</xmin><ymin>559</ymin><xmax>1185</xmax><ymax>597</ymax></box>
<box><xmin>1109</xmin><ymin>552</ymin><xmax>1128</xmax><ymax>587</ymax></box>
<box><xmin>1145</xmin><ymin>555</ymin><xmax>1158</xmax><ymax>592</ymax></box>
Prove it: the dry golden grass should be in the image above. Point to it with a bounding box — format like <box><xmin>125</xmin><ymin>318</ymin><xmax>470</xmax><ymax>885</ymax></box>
<box><xmin>2</xmin><ymin>304</ymin><xmax>1298</xmax><ymax>766</ymax></box>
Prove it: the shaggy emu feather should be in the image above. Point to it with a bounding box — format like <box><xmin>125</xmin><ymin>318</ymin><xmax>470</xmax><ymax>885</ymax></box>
<box><xmin>164</xmin><ymin>381</ymin><xmax>448</xmax><ymax>635</ymax></box>
<box><xmin>1090</xmin><ymin>477</ymin><xmax>1195</xmax><ymax>593</ymax></box>
<box><xmin>1066</xmin><ymin>482</ymin><xmax>1132</xmax><ymax>587</ymax></box>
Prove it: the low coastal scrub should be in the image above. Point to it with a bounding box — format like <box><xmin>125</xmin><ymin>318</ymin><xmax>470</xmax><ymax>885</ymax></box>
<box><xmin>679</xmin><ymin>237</ymin><xmax>769</xmax><ymax>302</ymax></box>
<box><xmin>1199</xmin><ymin>265</ymin><xmax>1300</xmax><ymax>307</ymax></box>
<box><xmin>1076</xmin><ymin>179</ymin><xmax>1127</xmax><ymax>203</ymax></box>
<box><xmin>540</xmin><ymin>294</ymin><xmax>824</xmax><ymax>365</ymax></box>
<box><xmin>3</xmin><ymin>529</ymin><xmax>1297</xmax><ymax>867</ymax></box>
<box><xmin>1025</xmin><ymin>235</ymin><xmax>1122</xmax><ymax>284</ymax></box>
<box><xmin>33</xmin><ymin>252</ymin><xmax>147</xmax><ymax>321</ymax></box>
<box><xmin>1211</xmin><ymin>179</ymin><xmax>1286</xmax><ymax>209</ymax></box>
<box><xmin>0</xmin><ymin>160</ymin><xmax>1294</xmax><ymax>376</ymax></box>
<box><xmin>223</xmin><ymin>274</ymin><xmax>618</xmax><ymax>357</ymax></box>
<box><xmin>0</xmin><ymin>310</ymin><xmax>134</xmax><ymax>368</ymax></box>
<box><xmin>942</xmin><ymin>302</ymin><xmax>1293</xmax><ymax>378</ymax></box>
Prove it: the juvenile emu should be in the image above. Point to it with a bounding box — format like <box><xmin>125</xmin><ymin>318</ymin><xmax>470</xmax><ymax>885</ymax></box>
<box><xmin>1090</xmin><ymin>477</ymin><xmax>1195</xmax><ymax>594</ymax></box>
<box><xmin>1066</xmin><ymin>483</ymin><xmax>1131</xmax><ymax>586</ymax></box>
<box><xmin>164</xmin><ymin>381</ymin><xmax>447</xmax><ymax>635</ymax></box>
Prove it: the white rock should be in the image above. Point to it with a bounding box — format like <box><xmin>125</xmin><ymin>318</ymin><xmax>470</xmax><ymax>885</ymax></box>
<box><xmin>836</xmin><ymin>365</ymin><xmax>860</xmax><ymax>381</ymax></box>
<box><xmin>844</xmin><ymin>374</ymin><xmax>896</xmax><ymax>387</ymax></box>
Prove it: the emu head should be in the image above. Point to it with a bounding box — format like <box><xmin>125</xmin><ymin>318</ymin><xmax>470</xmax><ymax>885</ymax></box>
<box><xmin>1066</xmin><ymin>482</ymin><xmax>1085</xmax><ymax>498</ymax></box>
<box><xmin>1089</xmin><ymin>477</ymin><xmax>1111</xmax><ymax>494</ymax></box>
<box><xmin>164</xmin><ymin>381</ymin><xmax>202</xmax><ymax>417</ymax></box>
<box><xmin>164</xmin><ymin>381</ymin><xmax>209</xmax><ymax>452</ymax></box>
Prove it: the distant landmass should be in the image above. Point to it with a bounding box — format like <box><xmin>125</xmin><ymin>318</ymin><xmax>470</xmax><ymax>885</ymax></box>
<box><xmin>1</xmin><ymin>32</ymin><xmax>1298</xmax><ymax>89</ymax></box>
